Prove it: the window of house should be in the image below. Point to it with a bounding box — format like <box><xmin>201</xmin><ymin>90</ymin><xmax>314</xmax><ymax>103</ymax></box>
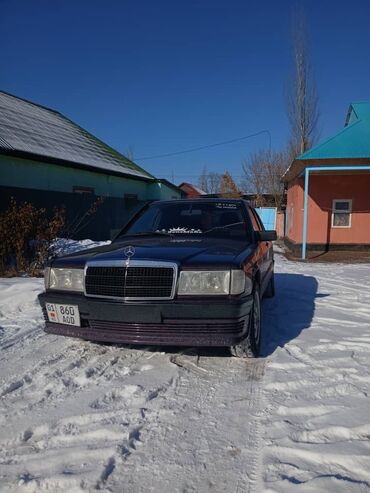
<box><xmin>73</xmin><ymin>186</ymin><xmax>94</xmax><ymax>194</ymax></box>
<box><xmin>124</xmin><ymin>193</ymin><xmax>138</xmax><ymax>202</ymax></box>
<box><xmin>332</xmin><ymin>199</ymin><xmax>352</xmax><ymax>228</ymax></box>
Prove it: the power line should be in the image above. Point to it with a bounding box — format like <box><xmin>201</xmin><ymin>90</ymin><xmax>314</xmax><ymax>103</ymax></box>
<box><xmin>158</xmin><ymin>173</ymin><xmax>271</xmax><ymax>179</ymax></box>
<box><xmin>161</xmin><ymin>174</ymin><xmax>245</xmax><ymax>178</ymax></box>
<box><xmin>136</xmin><ymin>129</ymin><xmax>271</xmax><ymax>161</ymax></box>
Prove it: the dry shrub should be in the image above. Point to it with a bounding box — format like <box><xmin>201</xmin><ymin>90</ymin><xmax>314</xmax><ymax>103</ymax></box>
<box><xmin>0</xmin><ymin>198</ymin><xmax>65</xmax><ymax>276</ymax></box>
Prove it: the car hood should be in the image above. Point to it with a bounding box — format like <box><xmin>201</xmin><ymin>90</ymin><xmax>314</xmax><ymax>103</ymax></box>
<box><xmin>51</xmin><ymin>235</ymin><xmax>254</xmax><ymax>270</ymax></box>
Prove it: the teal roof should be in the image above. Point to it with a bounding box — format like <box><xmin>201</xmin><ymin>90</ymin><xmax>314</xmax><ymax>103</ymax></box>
<box><xmin>298</xmin><ymin>101</ymin><xmax>370</xmax><ymax>160</ymax></box>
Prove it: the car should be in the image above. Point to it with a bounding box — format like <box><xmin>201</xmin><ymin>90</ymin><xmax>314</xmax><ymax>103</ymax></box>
<box><xmin>38</xmin><ymin>199</ymin><xmax>276</xmax><ymax>357</ymax></box>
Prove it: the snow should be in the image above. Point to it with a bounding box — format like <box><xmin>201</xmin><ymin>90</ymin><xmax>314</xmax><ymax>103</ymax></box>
<box><xmin>51</xmin><ymin>238</ymin><xmax>111</xmax><ymax>257</ymax></box>
<box><xmin>262</xmin><ymin>256</ymin><xmax>370</xmax><ymax>493</ymax></box>
<box><xmin>1</xmin><ymin>250</ymin><xmax>370</xmax><ymax>492</ymax></box>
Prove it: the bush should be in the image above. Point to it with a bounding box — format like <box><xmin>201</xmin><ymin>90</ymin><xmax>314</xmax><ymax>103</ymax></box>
<box><xmin>0</xmin><ymin>198</ymin><xmax>65</xmax><ymax>276</ymax></box>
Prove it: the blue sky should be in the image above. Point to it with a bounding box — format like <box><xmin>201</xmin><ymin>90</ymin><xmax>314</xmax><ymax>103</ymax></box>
<box><xmin>2</xmin><ymin>0</ymin><xmax>370</xmax><ymax>184</ymax></box>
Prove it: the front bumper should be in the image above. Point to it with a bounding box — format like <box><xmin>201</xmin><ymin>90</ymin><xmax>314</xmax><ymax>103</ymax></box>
<box><xmin>38</xmin><ymin>292</ymin><xmax>253</xmax><ymax>347</ymax></box>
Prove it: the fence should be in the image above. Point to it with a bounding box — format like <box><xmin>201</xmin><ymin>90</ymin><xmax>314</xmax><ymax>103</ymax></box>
<box><xmin>255</xmin><ymin>207</ymin><xmax>277</xmax><ymax>231</ymax></box>
<box><xmin>0</xmin><ymin>186</ymin><xmax>145</xmax><ymax>240</ymax></box>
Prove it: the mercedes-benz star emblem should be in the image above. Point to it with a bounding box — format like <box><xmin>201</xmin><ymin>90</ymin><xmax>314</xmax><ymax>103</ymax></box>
<box><xmin>124</xmin><ymin>245</ymin><xmax>135</xmax><ymax>258</ymax></box>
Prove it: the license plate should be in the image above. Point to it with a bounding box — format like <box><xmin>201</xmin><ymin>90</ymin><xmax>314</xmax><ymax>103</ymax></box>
<box><xmin>46</xmin><ymin>303</ymin><xmax>80</xmax><ymax>326</ymax></box>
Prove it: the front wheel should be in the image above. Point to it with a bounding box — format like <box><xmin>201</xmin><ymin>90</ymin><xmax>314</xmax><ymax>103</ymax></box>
<box><xmin>264</xmin><ymin>271</ymin><xmax>275</xmax><ymax>298</ymax></box>
<box><xmin>231</xmin><ymin>286</ymin><xmax>261</xmax><ymax>358</ymax></box>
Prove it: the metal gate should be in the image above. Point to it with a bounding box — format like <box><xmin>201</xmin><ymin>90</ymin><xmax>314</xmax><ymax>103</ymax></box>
<box><xmin>255</xmin><ymin>207</ymin><xmax>277</xmax><ymax>230</ymax></box>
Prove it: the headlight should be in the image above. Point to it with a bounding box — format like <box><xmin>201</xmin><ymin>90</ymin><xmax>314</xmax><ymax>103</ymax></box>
<box><xmin>178</xmin><ymin>270</ymin><xmax>247</xmax><ymax>295</ymax></box>
<box><xmin>47</xmin><ymin>268</ymin><xmax>84</xmax><ymax>292</ymax></box>
<box><xmin>230</xmin><ymin>270</ymin><xmax>248</xmax><ymax>295</ymax></box>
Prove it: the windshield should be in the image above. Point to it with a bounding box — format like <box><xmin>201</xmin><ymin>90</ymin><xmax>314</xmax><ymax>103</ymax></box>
<box><xmin>120</xmin><ymin>201</ymin><xmax>250</xmax><ymax>240</ymax></box>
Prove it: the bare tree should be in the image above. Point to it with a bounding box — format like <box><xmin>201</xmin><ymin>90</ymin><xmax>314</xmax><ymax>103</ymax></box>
<box><xmin>287</xmin><ymin>13</ymin><xmax>319</xmax><ymax>156</ymax></box>
<box><xmin>198</xmin><ymin>166</ymin><xmax>222</xmax><ymax>194</ymax></box>
<box><xmin>198</xmin><ymin>166</ymin><xmax>209</xmax><ymax>192</ymax></box>
<box><xmin>241</xmin><ymin>150</ymin><xmax>269</xmax><ymax>203</ymax></box>
<box><xmin>264</xmin><ymin>151</ymin><xmax>288</xmax><ymax>209</ymax></box>
<box><xmin>241</xmin><ymin>150</ymin><xmax>287</xmax><ymax>208</ymax></box>
<box><xmin>125</xmin><ymin>145</ymin><xmax>135</xmax><ymax>161</ymax></box>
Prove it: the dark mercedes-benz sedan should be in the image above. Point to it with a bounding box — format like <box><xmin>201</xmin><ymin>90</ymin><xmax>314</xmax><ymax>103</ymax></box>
<box><xmin>38</xmin><ymin>199</ymin><xmax>276</xmax><ymax>357</ymax></box>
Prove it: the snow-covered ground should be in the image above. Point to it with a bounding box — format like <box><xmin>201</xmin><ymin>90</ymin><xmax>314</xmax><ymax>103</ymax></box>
<box><xmin>1</xmin><ymin>249</ymin><xmax>370</xmax><ymax>493</ymax></box>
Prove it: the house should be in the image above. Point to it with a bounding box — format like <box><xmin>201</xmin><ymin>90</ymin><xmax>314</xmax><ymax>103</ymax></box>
<box><xmin>178</xmin><ymin>182</ymin><xmax>207</xmax><ymax>198</ymax></box>
<box><xmin>283</xmin><ymin>102</ymin><xmax>370</xmax><ymax>258</ymax></box>
<box><xmin>0</xmin><ymin>90</ymin><xmax>182</xmax><ymax>240</ymax></box>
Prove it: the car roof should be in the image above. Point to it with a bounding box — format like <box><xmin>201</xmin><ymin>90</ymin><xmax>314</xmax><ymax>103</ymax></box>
<box><xmin>153</xmin><ymin>198</ymin><xmax>248</xmax><ymax>206</ymax></box>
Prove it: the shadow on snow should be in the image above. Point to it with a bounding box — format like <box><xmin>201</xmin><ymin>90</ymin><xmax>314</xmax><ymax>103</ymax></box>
<box><xmin>261</xmin><ymin>273</ymin><xmax>328</xmax><ymax>357</ymax></box>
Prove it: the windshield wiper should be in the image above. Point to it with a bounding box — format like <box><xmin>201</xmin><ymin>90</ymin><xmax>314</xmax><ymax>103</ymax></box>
<box><xmin>203</xmin><ymin>222</ymin><xmax>244</xmax><ymax>235</ymax></box>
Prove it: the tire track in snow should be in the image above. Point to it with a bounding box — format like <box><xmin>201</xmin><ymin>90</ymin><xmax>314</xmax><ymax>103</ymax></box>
<box><xmin>0</xmin><ymin>342</ymin><xmax>127</xmax><ymax>419</ymax></box>
<box><xmin>0</xmin><ymin>276</ymin><xmax>272</xmax><ymax>493</ymax></box>
<box><xmin>107</xmin><ymin>351</ymin><xmax>268</xmax><ymax>493</ymax></box>
<box><xmin>0</xmin><ymin>340</ymin><xmax>178</xmax><ymax>491</ymax></box>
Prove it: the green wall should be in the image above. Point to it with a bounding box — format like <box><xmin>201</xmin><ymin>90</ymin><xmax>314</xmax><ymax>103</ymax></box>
<box><xmin>0</xmin><ymin>155</ymin><xmax>182</xmax><ymax>241</ymax></box>
<box><xmin>0</xmin><ymin>154</ymin><xmax>182</xmax><ymax>201</ymax></box>
<box><xmin>149</xmin><ymin>181</ymin><xmax>182</xmax><ymax>200</ymax></box>
<box><xmin>0</xmin><ymin>155</ymin><xmax>150</xmax><ymax>200</ymax></box>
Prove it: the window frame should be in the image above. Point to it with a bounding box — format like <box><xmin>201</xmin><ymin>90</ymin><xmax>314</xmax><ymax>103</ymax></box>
<box><xmin>120</xmin><ymin>201</ymin><xmax>251</xmax><ymax>240</ymax></box>
<box><xmin>331</xmin><ymin>199</ymin><xmax>352</xmax><ymax>229</ymax></box>
<box><xmin>124</xmin><ymin>193</ymin><xmax>138</xmax><ymax>202</ymax></box>
<box><xmin>73</xmin><ymin>186</ymin><xmax>95</xmax><ymax>194</ymax></box>
<box><xmin>248</xmin><ymin>207</ymin><xmax>264</xmax><ymax>232</ymax></box>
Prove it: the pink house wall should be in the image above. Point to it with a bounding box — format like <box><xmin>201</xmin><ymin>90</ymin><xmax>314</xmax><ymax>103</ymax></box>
<box><xmin>286</xmin><ymin>177</ymin><xmax>304</xmax><ymax>244</ymax></box>
<box><xmin>286</xmin><ymin>173</ymin><xmax>370</xmax><ymax>245</ymax></box>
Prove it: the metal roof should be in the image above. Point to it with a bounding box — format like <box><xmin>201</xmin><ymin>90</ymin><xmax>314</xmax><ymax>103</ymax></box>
<box><xmin>178</xmin><ymin>182</ymin><xmax>207</xmax><ymax>195</ymax></box>
<box><xmin>0</xmin><ymin>91</ymin><xmax>153</xmax><ymax>180</ymax></box>
<box><xmin>283</xmin><ymin>101</ymin><xmax>370</xmax><ymax>181</ymax></box>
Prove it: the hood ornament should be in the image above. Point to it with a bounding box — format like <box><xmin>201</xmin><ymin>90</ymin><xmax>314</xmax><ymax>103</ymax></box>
<box><xmin>124</xmin><ymin>245</ymin><xmax>135</xmax><ymax>266</ymax></box>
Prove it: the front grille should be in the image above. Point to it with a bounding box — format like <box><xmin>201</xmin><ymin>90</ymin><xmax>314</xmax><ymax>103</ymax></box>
<box><xmin>85</xmin><ymin>266</ymin><xmax>126</xmax><ymax>298</ymax></box>
<box><xmin>125</xmin><ymin>267</ymin><xmax>174</xmax><ymax>298</ymax></box>
<box><xmin>89</xmin><ymin>319</ymin><xmax>245</xmax><ymax>336</ymax></box>
<box><xmin>85</xmin><ymin>263</ymin><xmax>176</xmax><ymax>300</ymax></box>
<box><xmin>44</xmin><ymin>318</ymin><xmax>246</xmax><ymax>346</ymax></box>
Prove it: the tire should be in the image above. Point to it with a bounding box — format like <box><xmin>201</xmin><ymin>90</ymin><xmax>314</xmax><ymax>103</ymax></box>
<box><xmin>231</xmin><ymin>286</ymin><xmax>261</xmax><ymax>358</ymax></box>
<box><xmin>264</xmin><ymin>271</ymin><xmax>275</xmax><ymax>298</ymax></box>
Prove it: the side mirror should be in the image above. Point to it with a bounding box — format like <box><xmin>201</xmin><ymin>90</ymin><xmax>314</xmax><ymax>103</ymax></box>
<box><xmin>256</xmin><ymin>230</ymin><xmax>277</xmax><ymax>242</ymax></box>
